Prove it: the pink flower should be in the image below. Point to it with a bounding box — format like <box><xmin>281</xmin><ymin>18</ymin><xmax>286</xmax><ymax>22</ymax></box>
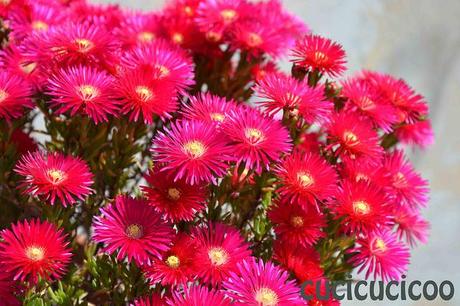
<box><xmin>144</xmin><ymin>233</ymin><xmax>198</xmax><ymax>286</ymax></box>
<box><xmin>168</xmin><ymin>286</ymin><xmax>232</xmax><ymax>306</ymax></box>
<box><xmin>47</xmin><ymin>65</ymin><xmax>119</xmax><ymax>124</ymax></box>
<box><xmin>116</xmin><ymin>12</ymin><xmax>160</xmax><ymax>49</ymax></box>
<box><xmin>181</xmin><ymin>92</ymin><xmax>239</xmax><ymax>125</ymax></box>
<box><xmin>131</xmin><ymin>294</ymin><xmax>165</xmax><ymax>306</ymax></box>
<box><xmin>349</xmin><ymin>229</ymin><xmax>410</xmax><ymax>281</ymax></box>
<box><xmin>327</xmin><ymin>111</ymin><xmax>383</xmax><ymax>163</ymax></box>
<box><xmin>114</xmin><ymin>66</ymin><xmax>178</xmax><ymax>124</ymax></box>
<box><xmin>141</xmin><ymin>167</ymin><xmax>208</xmax><ymax>222</ymax></box>
<box><xmin>332</xmin><ymin>180</ymin><xmax>392</xmax><ymax>234</ymax></box>
<box><xmin>0</xmin><ymin>219</ymin><xmax>72</xmax><ymax>283</ymax></box>
<box><xmin>221</xmin><ymin>107</ymin><xmax>292</xmax><ymax>173</ymax></box>
<box><xmin>268</xmin><ymin>199</ymin><xmax>326</xmax><ymax>247</ymax></box>
<box><xmin>0</xmin><ymin>70</ymin><xmax>33</xmax><ymax>120</ymax></box>
<box><xmin>223</xmin><ymin>258</ymin><xmax>305</xmax><ymax>306</ymax></box>
<box><xmin>291</xmin><ymin>34</ymin><xmax>346</xmax><ymax>77</ymax></box>
<box><xmin>0</xmin><ymin>268</ymin><xmax>19</xmax><ymax>306</ymax></box>
<box><xmin>395</xmin><ymin>120</ymin><xmax>434</xmax><ymax>149</ymax></box>
<box><xmin>93</xmin><ymin>195</ymin><xmax>174</xmax><ymax>265</ymax></box>
<box><xmin>192</xmin><ymin>222</ymin><xmax>251</xmax><ymax>285</ymax></box>
<box><xmin>275</xmin><ymin>151</ymin><xmax>337</xmax><ymax>206</ymax></box>
<box><xmin>379</xmin><ymin>150</ymin><xmax>429</xmax><ymax>208</ymax></box>
<box><xmin>393</xmin><ymin>206</ymin><xmax>430</xmax><ymax>247</ymax></box>
<box><xmin>15</xmin><ymin>151</ymin><xmax>94</xmax><ymax>206</ymax></box>
<box><xmin>151</xmin><ymin>120</ymin><xmax>232</xmax><ymax>185</ymax></box>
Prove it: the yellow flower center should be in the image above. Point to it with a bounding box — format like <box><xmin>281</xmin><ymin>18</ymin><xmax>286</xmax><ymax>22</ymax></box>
<box><xmin>137</xmin><ymin>31</ymin><xmax>155</xmax><ymax>43</ymax></box>
<box><xmin>352</xmin><ymin>200</ymin><xmax>370</xmax><ymax>215</ymax></box>
<box><xmin>167</xmin><ymin>188</ymin><xmax>181</xmax><ymax>201</ymax></box>
<box><xmin>172</xmin><ymin>32</ymin><xmax>184</xmax><ymax>44</ymax></box>
<box><xmin>290</xmin><ymin>216</ymin><xmax>304</xmax><ymax>228</ymax></box>
<box><xmin>126</xmin><ymin>224</ymin><xmax>143</xmax><ymax>239</ymax></box>
<box><xmin>355</xmin><ymin>173</ymin><xmax>369</xmax><ymax>182</ymax></box>
<box><xmin>392</xmin><ymin>172</ymin><xmax>408</xmax><ymax>188</ymax></box>
<box><xmin>154</xmin><ymin>65</ymin><xmax>170</xmax><ymax>77</ymax></box>
<box><xmin>31</xmin><ymin>20</ymin><xmax>49</xmax><ymax>32</ymax></box>
<box><xmin>244</xmin><ymin>128</ymin><xmax>265</xmax><ymax>143</ymax></box>
<box><xmin>206</xmin><ymin>31</ymin><xmax>222</xmax><ymax>42</ymax></box>
<box><xmin>210</xmin><ymin>112</ymin><xmax>225</xmax><ymax>122</ymax></box>
<box><xmin>78</xmin><ymin>84</ymin><xmax>99</xmax><ymax>101</ymax></box>
<box><xmin>183</xmin><ymin>6</ymin><xmax>193</xmax><ymax>16</ymax></box>
<box><xmin>0</xmin><ymin>89</ymin><xmax>8</xmax><ymax>103</ymax></box>
<box><xmin>247</xmin><ymin>32</ymin><xmax>263</xmax><ymax>47</ymax></box>
<box><xmin>20</xmin><ymin>61</ymin><xmax>37</xmax><ymax>74</ymax></box>
<box><xmin>359</xmin><ymin>96</ymin><xmax>376</xmax><ymax>111</ymax></box>
<box><xmin>47</xmin><ymin>169</ymin><xmax>67</xmax><ymax>184</ymax></box>
<box><xmin>208</xmin><ymin>247</ymin><xmax>228</xmax><ymax>266</ymax></box>
<box><xmin>135</xmin><ymin>86</ymin><xmax>154</xmax><ymax>102</ymax></box>
<box><xmin>372</xmin><ymin>238</ymin><xmax>387</xmax><ymax>253</ymax></box>
<box><xmin>313</xmin><ymin>51</ymin><xmax>328</xmax><ymax>65</ymax></box>
<box><xmin>166</xmin><ymin>255</ymin><xmax>180</xmax><ymax>268</ymax></box>
<box><xmin>343</xmin><ymin>131</ymin><xmax>359</xmax><ymax>145</ymax></box>
<box><xmin>74</xmin><ymin>38</ymin><xmax>94</xmax><ymax>53</ymax></box>
<box><xmin>297</xmin><ymin>171</ymin><xmax>314</xmax><ymax>187</ymax></box>
<box><xmin>220</xmin><ymin>9</ymin><xmax>237</xmax><ymax>24</ymax></box>
<box><xmin>255</xmin><ymin>287</ymin><xmax>279</xmax><ymax>306</ymax></box>
<box><xmin>26</xmin><ymin>245</ymin><xmax>45</xmax><ymax>261</ymax></box>
<box><xmin>183</xmin><ymin>140</ymin><xmax>206</xmax><ymax>158</ymax></box>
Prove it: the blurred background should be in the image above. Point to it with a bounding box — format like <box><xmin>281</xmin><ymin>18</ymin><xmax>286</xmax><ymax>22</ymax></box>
<box><xmin>93</xmin><ymin>0</ymin><xmax>460</xmax><ymax>304</ymax></box>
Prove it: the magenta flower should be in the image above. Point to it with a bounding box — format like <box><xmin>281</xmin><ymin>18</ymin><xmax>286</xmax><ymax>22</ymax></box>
<box><xmin>93</xmin><ymin>195</ymin><xmax>174</xmax><ymax>265</ymax></box>
<box><xmin>15</xmin><ymin>151</ymin><xmax>94</xmax><ymax>207</ymax></box>
<box><xmin>168</xmin><ymin>286</ymin><xmax>232</xmax><ymax>306</ymax></box>
<box><xmin>223</xmin><ymin>258</ymin><xmax>305</xmax><ymax>306</ymax></box>
<box><xmin>0</xmin><ymin>219</ymin><xmax>72</xmax><ymax>283</ymax></box>
<box><xmin>0</xmin><ymin>70</ymin><xmax>33</xmax><ymax>121</ymax></box>
<box><xmin>181</xmin><ymin>92</ymin><xmax>239</xmax><ymax>125</ymax></box>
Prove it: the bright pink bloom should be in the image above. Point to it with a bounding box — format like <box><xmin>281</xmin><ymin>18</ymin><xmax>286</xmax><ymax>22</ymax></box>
<box><xmin>349</xmin><ymin>229</ymin><xmax>410</xmax><ymax>281</ymax></box>
<box><xmin>268</xmin><ymin>200</ymin><xmax>326</xmax><ymax>247</ymax></box>
<box><xmin>379</xmin><ymin>150</ymin><xmax>429</xmax><ymax>208</ymax></box>
<box><xmin>141</xmin><ymin>167</ymin><xmax>208</xmax><ymax>222</ymax></box>
<box><xmin>144</xmin><ymin>233</ymin><xmax>198</xmax><ymax>286</ymax></box>
<box><xmin>221</xmin><ymin>107</ymin><xmax>292</xmax><ymax>173</ymax></box>
<box><xmin>223</xmin><ymin>258</ymin><xmax>305</xmax><ymax>306</ymax></box>
<box><xmin>0</xmin><ymin>219</ymin><xmax>72</xmax><ymax>283</ymax></box>
<box><xmin>254</xmin><ymin>72</ymin><xmax>332</xmax><ymax>122</ymax></box>
<box><xmin>116</xmin><ymin>12</ymin><xmax>160</xmax><ymax>49</ymax></box>
<box><xmin>291</xmin><ymin>34</ymin><xmax>346</xmax><ymax>77</ymax></box>
<box><xmin>168</xmin><ymin>286</ymin><xmax>232</xmax><ymax>306</ymax></box>
<box><xmin>151</xmin><ymin>120</ymin><xmax>232</xmax><ymax>185</ymax></box>
<box><xmin>15</xmin><ymin>151</ymin><xmax>94</xmax><ymax>206</ymax></box>
<box><xmin>0</xmin><ymin>44</ymin><xmax>42</xmax><ymax>89</ymax></box>
<box><xmin>393</xmin><ymin>206</ymin><xmax>430</xmax><ymax>247</ymax></box>
<box><xmin>0</xmin><ymin>71</ymin><xmax>33</xmax><ymax>120</ymax></box>
<box><xmin>340</xmin><ymin>158</ymin><xmax>381</xmax><ymax>184</ymax></box>
<box><xmin>395</xmin><ymin>120</ymin><xmax>434</xmax><ymax>149</ymax></box>
<box><xmin>181</xmin><ymin>92</ymin><xmax>239</xmax><ymax>125</ymax></box>
<box><xmin>275</xmin><ymin>151</ymin><xmax>337</xmax><ymax>205</ymax></box>
<box><xmin>131</xmin><ymin>294</ymin><xmax>165</xmax><ymax>306</ymax></box>
<box><xmin>341</xmin><ymin>78</ymin><xmax>398</xmax><ymax>132</ymax></box>
<box><xmin>192</xmin><ymin>222</ymin><xmax>251</xmax><ymax>285</ymax></box>
<box><xmin>114</xmin><ymin>66</ymin><xmax>178</xmax><ymax>124</ymax></box>
<box><xmin>121</xmin><ymin>40</ymin><xmax>194</xmax><ymax>95</ymax></box>
<box><xmin>327</xmin><ymin>111</ymin><xmax>383</xmax><ymax>162</ymax></box>
<box><xmin>92</xmin><ymin>195</ymin><xmax>174</xmax><ymax>265</ymax></box>
<box><xmin>47</xmin><ymin>65</ymin><xmax>119</xmax><ymax>124</ymax></box>
<box><xmin>0</xmin><ymin>269</ymin><xmax>19</xmax><ymax>306</ymax></box>
<box><xmin>332</xmin><ymin>180</ymin><xmax>392</xmax><ymax>234</ymax></box>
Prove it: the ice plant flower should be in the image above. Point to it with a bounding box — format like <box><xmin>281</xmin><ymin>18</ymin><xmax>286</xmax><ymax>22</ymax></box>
<box><xmin>151</xmin><ymin>120</ymin><xmax>232</xmax><ymax>185</ymax></box>
<box><xmin>0</xmin><ymin>70</ymin><xmax>33</xmax><ymax>120</ymax></box>
<box><xmin>0</xmin><ymin>268</ymin><xmax>19</xmax><ymax>306</ymax></box>
<box><xmin>0</xmin><ymin>219</ymin><xmax>72</xmax><ymax>283</ymax></box>
<box><xmin>195</xmin><ymin>0</ymin><xmax>247</xmax><ymax>37</ymax></box>
<box><xmin>223</xmin><ymin>258</ymin><xmax>305</xmax><ymax>306</ymax></box>
<box><xmin>142</xmin><ymin>168</ymin><xmax>208</xmax><ymax>222</ymax></box>
<box><xmin>168</xmin><ymin>286</ymin><xmax>232</xmax><ymax>306</ymax></box>
<box><xmin>181</xmin><ymin>92</ymin><xmax>239</xmax><ymax>125</ymax></box>
<box><xmin>93</xmin><ymin>195</ymin><xmax>174</xmax><ymax>265</ymax></box>
<box><xmin>327</xmin><ymin>111</ymin><xmax>383</xmax><ymax>162</ymax></box>
<box><xmin>131</xmin><ymin>294</ymin><xmax>165</xmax><ymax>306</ymax></box>
<box><xmin>395</xmin><ymin>120</ymin><xmax>434</xmax><ymax>149</ymax></box>
<box><xmin>379</xmin><ymin>150</ymin><xmax>429</xmax><ymax>208</ymax></box>
<box><xmin>275</xmin><ymin>151</ymin><xmax>337</xmax><ymax>205</ymax></box>
<box><xmin>15</xmin><ymin>151</ymin><xmax>94</xmax><ymax>206</ymax></box>
<box><xmin>291</xmin><ymin>34</ymin><xmax>346</xmax><ymax>77</ymax></box>
<box><xmin>144</xmin><ymin>234</ymin><xmax>198</xmax><ymax>286</ymax></box>
<box><xmin>349</xmin><ymin>229</ymin><xmax>410</xmax><ymax>281</ymax></box>
<box><xmin>221</xmin><ymin>107</ymin><xmax>292</xmax><ymax>173</ymax></box>
<box><xmin>47</xmin><ymin>65</ymin><xmax>119</xmax><ymax>124</ymax></box>
<box><xmin>332</xmin><ymin>180</ymin><xmax>391</xmax><ymax>234</ymax></box>
<box><xmin>192</xmin><ymin>222</ymin><xmax>251</xmax><ymax>285</ymax></box>
<box><xmin>393</xmin><ymin>206</ymin><xmax>430</xmax><ymax>247</ymax></box>
<box><xmin>268</xmin><ymin>200</ymin><xmax>326</xmax><ymax>247</ymax></box>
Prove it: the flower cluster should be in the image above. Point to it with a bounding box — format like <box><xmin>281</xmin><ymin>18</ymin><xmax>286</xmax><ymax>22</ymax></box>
<box><xmin>0</xmin><ymin>0</ymin><xmax>432</xmax><ymax>305</ymax></box>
